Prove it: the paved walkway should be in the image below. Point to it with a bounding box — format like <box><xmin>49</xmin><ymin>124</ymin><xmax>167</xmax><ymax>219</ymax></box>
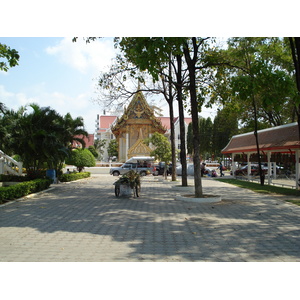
<box><xmin>1</xmin><ymin>174</ymin><xmax>300</xmax><ymax>262</ymax></box>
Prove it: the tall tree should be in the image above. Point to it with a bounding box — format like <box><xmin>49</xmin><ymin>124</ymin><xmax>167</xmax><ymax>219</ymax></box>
<box><xmin>182</xmin><ymin>37</ymin><xmax>213</xmax><ymax>197</ymax></box>
<box><xmin>144</xmin><ymin>132</ymin><xmax>172</xmax><ymax>179</ymax></box>
<box><xmin>117</xmin><ymin>38</ymin><xmax>187</xmax><ymax>183</ymax></box>
<box><xmin>289</xmin><ymin>37</ymin><xmax>300</xmax><ymax>138</ymax></box>
<box><xmin>212</xmin><ymin>107</ymin><xmax>239</xmax><ymax>157</ymax></box>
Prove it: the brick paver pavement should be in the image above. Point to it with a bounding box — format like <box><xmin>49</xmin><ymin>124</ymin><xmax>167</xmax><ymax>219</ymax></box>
<box><xmin>1</xmin><ymin>174</ymin><xmax>300</xmax><ymax>261</ymax></box>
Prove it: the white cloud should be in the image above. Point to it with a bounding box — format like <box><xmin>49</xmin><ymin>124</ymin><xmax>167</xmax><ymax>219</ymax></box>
<box><xmin>45</xmin><ymin>37</ymin><xmax>116</xmax><ymax>75</ymax></box>
<box><xmin>0</xmin><ymin>85</ymin><xmax>98</xmax><ymax>133</ymax></box>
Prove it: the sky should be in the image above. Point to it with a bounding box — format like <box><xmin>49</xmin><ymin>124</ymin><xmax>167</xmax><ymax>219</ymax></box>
<box><xmin>0</xmin><ymin>37</ymin><xmax>120</xmax><ymax>133</ymax></box>
<box><xmin>0</xmin><ymin>37</ymin><xmax>223</xmax><ymax>134</ymax></box>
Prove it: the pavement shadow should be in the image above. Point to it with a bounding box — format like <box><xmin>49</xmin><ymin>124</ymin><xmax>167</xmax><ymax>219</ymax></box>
<box><xmin>1</xmin><ymin>175</ymin><xmax>300</xmax><ymax>261</ymax></box>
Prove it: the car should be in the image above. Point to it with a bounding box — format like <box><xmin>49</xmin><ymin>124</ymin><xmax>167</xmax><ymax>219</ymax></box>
<box><xmin>234</xmin><ymin>164</ymin><xmax>268</xmax><ymax>176</ymax></box>
<box><xmin>153</xmin><ymin>162</ymin><xmax>172</xmax><ymax>176</ymax></box>
<box><xmin>109</xmin><ymin>156</ymin><xmax>155</xmax><ymax>176</ymax></box>
<box><xmin>176</xmin><ymin>163</ymin><xmax>195</xmax><ymax>176</ymax></box>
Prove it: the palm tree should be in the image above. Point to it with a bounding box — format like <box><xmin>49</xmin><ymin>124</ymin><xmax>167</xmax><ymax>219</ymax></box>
<box><xmin>8</xmin><ymin>104</ymin><xmax>67</xmax><ymax>177</ymax></box>
<box><xmin>60</xmin><ymin>113</ymin><xmax>88</xmax><ymax>150</ymax></box>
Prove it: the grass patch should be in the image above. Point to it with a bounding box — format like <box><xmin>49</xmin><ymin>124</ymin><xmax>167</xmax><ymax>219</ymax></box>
<box><xmin>217</xmin><ymin>178</ymin><xmax>300</xmax><ymax>206</ymax></box>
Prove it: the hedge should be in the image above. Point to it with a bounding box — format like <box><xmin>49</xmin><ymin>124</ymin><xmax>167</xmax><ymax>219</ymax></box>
<box><xmin>0</xmin><ymin>178</ymin><xmax>52</xmax><ymax>204</ymax></box>
<box><xmin>0</xmin><ymin>174</ymin><xmax>31</xmax><ymax>182</ymax></box>
<box><xmin>58</xmin><ymin>172</ymin><xmax>91</xmax><ymax>182</ymax></box>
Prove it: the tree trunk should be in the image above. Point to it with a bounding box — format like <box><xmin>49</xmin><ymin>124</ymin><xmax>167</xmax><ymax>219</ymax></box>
<box><xmin>252</xmin><ymin>91</ymin><xmax>265</xmax><ymax>185</ymax></box>
<box><xmin>168</xmin><ymin>85</ymin><xmax>176</xmax><ymax>182</ymax></box>
<box><xmin>166</xmin><ymin>56</ymin><xmax>177</xmax><ymax>181</ymax></box>
<box><xmin>289</xmin><ymin>37</ymin><xmax>300</xmax><ymax>141</ymax></box>
<box><xmin>183</xmin><ymin>42</ymin><xmax>203</xmax><ymax>197</ymax></box>
<box><xmin>176</xmin><ymin>54</ymin><xmax>188</xmax><ymax>186</ymax></box>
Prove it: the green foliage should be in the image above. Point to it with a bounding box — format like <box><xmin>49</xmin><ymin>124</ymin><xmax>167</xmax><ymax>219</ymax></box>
<box><xmin>199</xmin><ymin>117</ymin><xmax>213</xmax><ymax>159</ymax></box>
<box><xmin>217</xmin><ymin>178</ymin><xmax>300</xmax><ymax>200</ymax></box>
<box><xmin>1</xmin><ymin>103</ymin><xmax>88</xmax><ymax>174</ymax></box>
<box><xmin>58</xmin><ymin>172</ymin><xmax>91</xmax><ymax>182</ymax></box>
<box><xmin>107</xmin><ymin>139</ymin><xmax>118</xmax><ymax>159</ymax></box>
<box><xmin>65</xmin><ymin>148</ymin><xmax>96</xmax><ymax>170</ymax></box>
<box><xmin>0</xmin><ymin>174</ymin><xmax>31</xmax><ymax>182</ymax></box>
<box><xmin>0</xmin><ymin>178</ymin><xmax>52</xmax><ymax>204</ymax></box>
<box><xmin>144</xmin><ymin>132</ymin><xmax>172</xmax><ymax>164</ymax></box>
<box><xmin>212</xmin><ymin>108</ymin><xmax>239</xmax><ymax>156</ymax></box>
<box><xmin>88</xmin><ymin>145</ymin><xmax>98</xmax><ymax>158</ymax></box>
<box><xmin>210</xmin><ymin>37</ymin><xmax>298</xmax><ymax>130</ymax></box>
<box><xmin>0</xmin><ymin>43</ymin><xmax>20</xmax><ymax>72</ymax></box>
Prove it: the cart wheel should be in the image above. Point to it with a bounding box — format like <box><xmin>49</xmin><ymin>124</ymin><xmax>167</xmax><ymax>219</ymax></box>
<box><xmin>115</xmin><ymin>185</ymin><xmax>120</xmax><ymax>197</ymax></box>
<box><xmin>135</xmin><ymin>185</ymin><xmax>140</xmax><ymax>197</ymax></box>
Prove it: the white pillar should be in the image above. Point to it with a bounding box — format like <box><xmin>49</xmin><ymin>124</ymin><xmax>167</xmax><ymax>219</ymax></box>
<box><xmin>0</xmin><ymin>157</ymin><xmax>4</xmax><ymax>174</ymax></box>
<box><xmin>295</xmin><ymin>150</ymin><xmax>300</xmax><ymax>189</ymax></box>
<box><xmin>125</xmin><ymin>133</ymin><xmax>129</xmax><ymax>160</ymax></box>
<box><xmin>267</xmin><ymin>152</ymin><xmax>271</xmax><ymax>185</ymax></box>
<box><xmin>247</xmin><ymin>153</ymin><xmax>251</xmax><ymax>180</ymax></box>
<box><xmin>232</xmin><ymin>153</ymin><xmax>236</xmax><ymax>178</ymax></box>
<box><xmin>272</xmin><ymin>162</ymin><xmax>277</xmax><ymax>179</ymax></box>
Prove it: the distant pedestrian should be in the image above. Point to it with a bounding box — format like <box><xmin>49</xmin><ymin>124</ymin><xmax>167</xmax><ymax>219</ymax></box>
<box><xmin>219</xmin><ymin>162</ymin><xmax>224</xmax><ymax>177</ymax></box>
<box><xmin>201</xmin><ymin>163</ymin><xmax>206</xmax><ymax>177</ymax></box>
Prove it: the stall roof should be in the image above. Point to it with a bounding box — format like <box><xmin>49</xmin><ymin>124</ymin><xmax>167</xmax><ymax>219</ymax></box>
<box><xmin>222</xmin><ymin>122</ymin><xmax>300</xmax><ymax>154</ymax></box>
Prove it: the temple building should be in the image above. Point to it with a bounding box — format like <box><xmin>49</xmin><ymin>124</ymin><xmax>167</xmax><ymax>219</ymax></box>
<box><xmin>111</xmin><ymin>90</ymin><xmax>166</xmax><ymax>161</ymax></box>
<box><xmin>95</xmin><ymin>90</ymin><xmax>192</xmax><ymax>162</ymax></box>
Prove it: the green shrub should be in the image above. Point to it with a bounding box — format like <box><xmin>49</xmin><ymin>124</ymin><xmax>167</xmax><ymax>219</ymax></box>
<box><xmin>58</xmin><ymin>172</ymin><xmax>91</xmax><ymax>182</ymax></box>
<box><xmin>65</xmin><ymin>148</ymin><xmax>96</xmax><ymax>171</ymax></box>
<box><xmin>0</xmin><ymin>174</ymin><xmax>32</xmax><ymax>182</ymax></box>
<box><xmin>0</xmin><ymin>178</ymin><xmax>52</xmax><ymax>204</ymax></box>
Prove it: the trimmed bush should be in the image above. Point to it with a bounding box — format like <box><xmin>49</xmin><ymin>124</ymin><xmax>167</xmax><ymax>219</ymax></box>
<box><xmin>0</xmin><ymin>178</ymin><xmax>52</xmax><ymax>204</ymax></box>
<box><xmin>58</xmin><ymin>172</ymin><xmax>91</xmax><ymax>182</ymax></box>
<box><xmin>0</xmin><ymin>174</ymin><xmax>30</xmax><ymax>182</ymax></box>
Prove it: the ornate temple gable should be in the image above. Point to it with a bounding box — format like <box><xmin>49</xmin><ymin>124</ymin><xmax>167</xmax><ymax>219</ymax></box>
<box><xmin>111</xmin><ymin>90</ymin><xmax>166</xmax><ymax>136</ymax></box>
<box><xmin>128</xmin><ymin>138</ymin><xmax>152</xmax><ymax>158</ymax></box>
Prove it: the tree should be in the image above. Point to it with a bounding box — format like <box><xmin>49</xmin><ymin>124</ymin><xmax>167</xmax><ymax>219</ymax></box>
<box><xmin>9</xmin><ymin>104</ymin><xmax>66</xmax><ymax>177</ymax></box>
<box><xmin>60</xmin><ymin>112</ymin><xmax>88</xmax><ymax>150</ymax></box>
<box><xmin>212</xmin><ymin>107</ymin><xmax>239</xmax><ymax>157</ymax></box>
<box><xmin>144</xmin><ymin>132</ymin><xmax>172</xmax><ymax>178</ymax></box>
<box><xmin>94</xmin><ymin>138</ymin><xmax>107</xmax><ymax>160</ymax></box>
<box><xmin>206</xmin><ymin>37</ymin><xmax>298</xmax><ymax>185</ymax></box>
<box><xmin>65</xmin><ymin>148</ymin><xmax>95</xmax><ymax>172</ymax></box>
<box><xmin>5</xmin><ymin>103</ymin><xmax>88</xmax><ymax>177</ymax></box>
<box><xmin>0</xmin><ymin>43</ymin><xmax>19</xmax><ymax>72</ymax></box>
<box><xmin>289</xmin><ymin>37</ymin><xmax>300</xmax><ymax>138</ymax></box>
<box><xmin>199</xmin><ymin>117</ymin><xmax>213</xmax><ymax>160</ymax></box>
<box><xmin>182</xmin><ymin>37</ymin><xmax>213</xmax><ymax>197</ymax></box>
<box><xmin>117</xmin><ymin>38</ymin><xmax>190</xmax><ymax>185</ymax></box>
<box><xmin>107</xmin><ymin>139</ymin><xmax>118</xmax><ymax>160</ymax></box>
<box><xmin>88</xmin><ymin>145</ymin><xmax>98</xmax><ymax>159</ymax></box>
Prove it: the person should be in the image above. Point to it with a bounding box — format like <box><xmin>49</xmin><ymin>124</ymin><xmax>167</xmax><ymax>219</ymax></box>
<box><xmin>66</xmin><ymin>168</ymin><xmax>70</xmax><ymax>174</ymax></box>
<box><xmin>218</xmin><ymin>162</ymin><xmax>224</xmax><ymax>177</ymax></box>
<box><xmin>201</xmin><ymin>162</ymin><xmax>206</xmax><ymax>177</ymax></box>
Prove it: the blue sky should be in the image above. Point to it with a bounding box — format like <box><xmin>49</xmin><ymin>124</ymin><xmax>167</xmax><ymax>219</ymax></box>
<box><xmin>0</xmin><ymin>37</ymin><xmax>117</xmax><ymax>133</ymax></box>
<box><xmin>1</xmin><ymin>37</ymin><xmax>223</xmax><ymax>135</ymax></box>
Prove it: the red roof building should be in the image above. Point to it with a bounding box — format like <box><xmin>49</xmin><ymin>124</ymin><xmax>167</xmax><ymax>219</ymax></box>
<box><xmin>95</xmin><ymin>113</ymin><xmax>193</xmax><ymax>162</ymax></box>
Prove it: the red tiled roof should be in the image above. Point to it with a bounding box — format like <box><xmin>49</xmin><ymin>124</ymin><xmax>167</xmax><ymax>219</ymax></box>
<box><xmin>222</xmin><ymin>123</ymin><xmax>300</xmax><ymax>154</ymax></box>
<box><xmin>99</xmin><ymin>115</ymin><xmax>117</xmax><ymax>129</ymax></box>
<box><xmin>96</xmin><ymin>115</ymin><xmax>192</xmax><ymax>132</ymax></box>
<box><xmin>158</xmin><ymin>117</ymin><xmax>172</xmax><ymax>130</ymax></box>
